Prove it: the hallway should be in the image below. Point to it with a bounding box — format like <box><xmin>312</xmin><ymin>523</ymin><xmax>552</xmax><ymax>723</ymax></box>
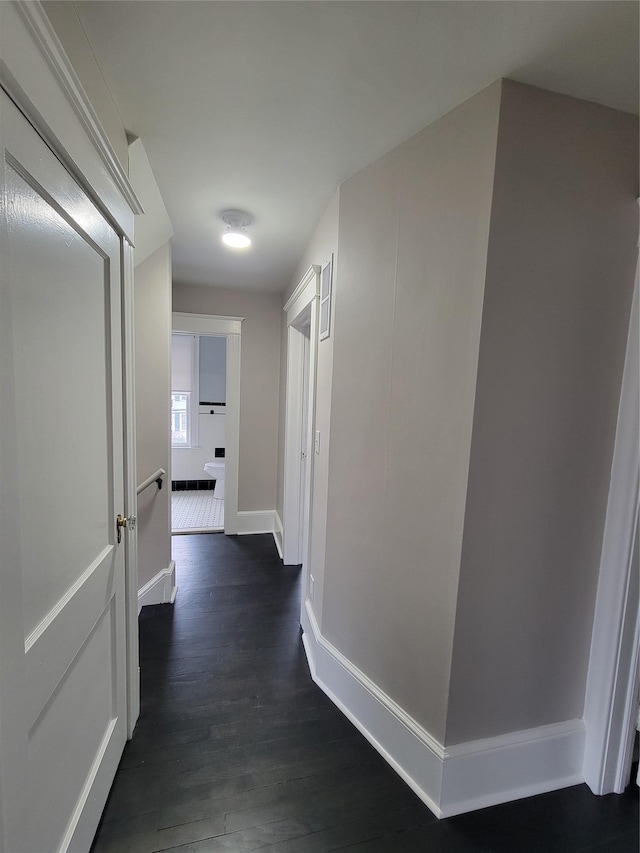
<box><xmin>91</xmin><ymin>535</ymin><xmax>638</xmax><ymax>853</ymax></box>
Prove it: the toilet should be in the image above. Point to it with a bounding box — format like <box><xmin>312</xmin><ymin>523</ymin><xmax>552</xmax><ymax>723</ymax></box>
<box><xmin>203</xmin><ymin>461</ymin><xmax>225</xmax><ymax>499</ymax></box>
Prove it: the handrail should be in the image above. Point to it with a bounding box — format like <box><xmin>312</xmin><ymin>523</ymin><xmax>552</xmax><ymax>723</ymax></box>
<box><xmin>137</xmin><ymin>468</ymin><xmax>166</xmax><ymax>495</ymax></box>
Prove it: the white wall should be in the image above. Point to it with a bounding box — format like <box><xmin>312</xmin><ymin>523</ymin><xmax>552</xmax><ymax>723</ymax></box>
<box><xmin>134</xmin><ymin>244</ymin><xmax>172</xmax><ymax>590</ymax></box>
<box><xmin>172</xmin><ymin>284</ymin><xmax>281</xmax><ymax>512</ymax></box>
<box><xmin>128</xmin><ymin>138</ymin><xmax>173</xmax><ymax>266</ymax></box>
<box><xmin>172</xmin><ymin>411</ymin><xmax>226</xmax><ymax>481</ymax></box>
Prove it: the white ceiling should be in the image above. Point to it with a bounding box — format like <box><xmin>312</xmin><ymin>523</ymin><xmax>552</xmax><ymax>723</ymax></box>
<box><xmin>72</xmin><ymin>1</ymin><xmax>638</xmax><ymax>293</ymax></box>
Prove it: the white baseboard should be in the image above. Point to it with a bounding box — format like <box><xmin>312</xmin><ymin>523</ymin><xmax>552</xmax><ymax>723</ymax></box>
<box><xmin>273</xmin><ymin>511</ymin><xmax>284</xmax><ymax>560</ymax></box>
<box><xmin>236</xmin><ymin>510</ymin><xmax>276</xmax><ymax>536</ymax></box>
<box><xmin>302</xmin><ymin>600</ymin><xmax>585</xmax><ymax>818</ymax></box>
<box><xmin>440</xmin><ymin>720</ymin><xmax>585</xmax><ymax>817</ymax></box>
<box><xmin>303</xmin><ymin>601</ymin><xmax>444</xmax><ymax>815</ymax></box>
<box><xmin>137</xmin><ymin>561</ymin><xmax>177</xmax><ymax>612</ymax></box>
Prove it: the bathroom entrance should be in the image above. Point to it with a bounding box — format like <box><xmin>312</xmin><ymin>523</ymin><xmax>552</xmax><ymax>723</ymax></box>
<box><xmin>171</xmin><ymin>313</ymin><xmax>243</xmax><ymax>535</ymax></box>
<box><xmin>171</xmin><ymin>332</ymin><xmax>226</xmax><ymax>532</ymax></box>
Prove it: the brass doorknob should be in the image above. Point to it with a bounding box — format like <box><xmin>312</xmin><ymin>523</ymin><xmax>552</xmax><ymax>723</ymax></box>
<box><xmin>116</xmin><ymin>514</ymin><xmax>128</xmax><ymax>544</ymax></box>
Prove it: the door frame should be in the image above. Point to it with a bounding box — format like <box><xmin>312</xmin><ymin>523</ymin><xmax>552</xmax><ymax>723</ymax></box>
<box><xmin>0</xmin><ymin>1</ymin><xmax>143</xmax><ymax>742</ymax></box>
<box><xmin>282</xmin><ymin>265</ymin><xmax>320</xmax><ymax>572</ymax></box>
<box><xmin>122</xmin><ymin>240</ymin><xmax>140</xmax><ymax>736</ymax></box>
<box><xmin>583</xmin><ymin>254</ymin><xmax>639</xmax><ymax>794</ymax></box>
<box><xmin>172</xmin><ymin>313</ymin><xmax>243</xmax><ymax>535</ymax></box>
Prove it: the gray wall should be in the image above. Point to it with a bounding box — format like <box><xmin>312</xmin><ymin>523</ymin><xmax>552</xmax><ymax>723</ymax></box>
<box><xmin>445</xmin><ymin>81</ymin><xmax>639</xmax><ymax>744</ymax></box>
<box><xmin>135</xmin><ymin>244</ymin><xmax>172</xmax><ymax>589</ymax></box>
<box><xmin>277</xmin><ymin>189</ymin><xmax>340</xmax><ymax>623</ymax></box>
<box><xmin>172</xmin><ymin>284</ymin><xmax>282</xmax><ymax>512</ymax></box>
<box><xmin>321</xmin><ymin>83</ymin><xmax>502</xmax><ymax>741</ymax></box>
<box><xmin>43</xmin><ymin>2</ymin><xmax>129</xmax><ymax>170</ymax></box>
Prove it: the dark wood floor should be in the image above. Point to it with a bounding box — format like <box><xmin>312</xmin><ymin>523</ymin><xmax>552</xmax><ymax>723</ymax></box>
<box><xmin>91</xmin><ymin>533</ymin><xmax>638</xmax><ymax>853</ymax></box>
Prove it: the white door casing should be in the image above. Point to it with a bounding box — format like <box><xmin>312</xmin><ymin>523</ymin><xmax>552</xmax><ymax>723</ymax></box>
<box><xmin>583</xmin><ymin>256</ymin><xmax>640</xmax><ymax>794</ymax></box>
<box><xmin>122</xmin><ymin>238</ymin><xmax>140</xmax><ymax>738</ymax></box>
<box><xmin>299</xmin><ymin>328</ymin><xmax>312</xmax><ymax>570</ymax></box>
<box><xmin>0</xmin><ymin>91</ymin><xmax>129</xmax><ymax>852</ymax></box>
<box><xmin>283</xmin><ymin>266</ymin><xmax>320</xmax><ymax>608</ymax></box>
<box><xmin>285</xmin><ymin>314</ymin><xmax>313</xmax><ymax>568</ymax></box>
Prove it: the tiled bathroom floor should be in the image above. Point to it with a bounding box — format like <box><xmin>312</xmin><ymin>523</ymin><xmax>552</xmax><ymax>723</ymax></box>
<box><xmin>171</xmin><ymin>490</ymin><xmax>224</xmax><ymax>533</ymax></box>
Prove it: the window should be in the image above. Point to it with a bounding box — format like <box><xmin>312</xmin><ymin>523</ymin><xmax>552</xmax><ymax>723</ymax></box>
<box><xmin>171</xmin><ymin>333</ymin><xmax>198</xmax><ymax>448</ymax></box>
<box><xmin>171</xmin><ymin>392</ymin><xmax>190</xmax><ymax>446</ymax></box>
<box><xmin>199</xmin><ymin>335</ymin><xmax>226</xmax><ymax>404</ymax></box>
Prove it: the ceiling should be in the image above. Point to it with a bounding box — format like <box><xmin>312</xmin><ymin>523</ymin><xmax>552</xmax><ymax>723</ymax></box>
<box><xmin>70</xmin><ymin>1</ymin><xmax>638</xmax><ymax>293</ymax></box>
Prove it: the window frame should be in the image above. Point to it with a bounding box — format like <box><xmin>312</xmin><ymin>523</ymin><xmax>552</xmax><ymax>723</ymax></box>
<box><xmin>171</xmin><ymin>334</ymin><xmax>200</xmax><ymax>449</ymax></box>
<box><xmin>170</xmin><ymin>390</ymin><xmax>191</xmax><ymax>448</ymax></box>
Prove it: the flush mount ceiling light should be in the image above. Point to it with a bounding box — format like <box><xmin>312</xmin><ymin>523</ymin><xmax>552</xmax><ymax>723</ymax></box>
<box><xmin>221</xmin><ymin>210</ymin><xmax>252</xmax><ymax>249</ymax></box>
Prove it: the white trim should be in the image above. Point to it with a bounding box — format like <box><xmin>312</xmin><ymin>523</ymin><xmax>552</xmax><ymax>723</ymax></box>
<box><xmin>122</xmin><ymin>238</ymin><xmax>140</xmax><ymax>739</ymax></box>
<box><xmin>319</xmin><ymin>255</ymin><xmax>333</xmax><ymax>341</ymax></box>
<box><xmin>236</xmin><ymin>510</ymin><xmax>276</xmax><ymax>536</ymax></box>
<box><xmin>303</xmin><ymin>602</ymin><xmax>444</xmax><ymax>816</ymax></box>
<box><xmin>613</xmin><ymin>604</ymin><xmax>640</xmax><ymax>792</ymax></box>
<box><xmin>283</xmin><ymin>327</ymin><xmax>306</xmax><ymax>564</ymax></box>
<box><xmin>302</xmin><ymin>600</ymin><xmax>587</xmax><ymax>818</ymax></box>
<box><xmin>0</xmin><ymin>2</ymin><xmax>140</xmax><ymax>240</ymax></box>
<box><xmin>224</xmin><ymin>333</ymin><xmax>241</xmax><ymax>536</ymax></box>
<box><xmin>583</xmin><ymin>264</ymin><xmax>640</xmax><ymax>794</ymax></box>
<box><xmin>59</xmin><ymin>718</ymin><xmax>119</xmax><ymax>853</ymax></box>
<box><xmin>282</xmin><ymin>266</ymin><xmax>320</xmax><ymax>566</ymax></box>
<box><xmin>441</xmin><ymin>721</ymin><xmax>584</xmax><ymax>818</ymax></box>
<box><xmin>283</xmin><ymin>265</ymin><xmax>319</xmax><ymax>315</ymax></box>
<box><xmin>14</xmin><ymin>2</ymin><xmax>143</xmax><ymax>218</ymax></box>
<box><xmin>273</xmin><ymin>511</ymin><xmax>284</xmax><ymax>560</ymax></box>
<box><xmin>190</xmin><ymin>336</ymin><xmax>200</xmax><ymax>448</ymax></box>
<box><xmin>172</xmin><ymin>313</ymin><xmax>243</xmax><ymax>536</ymax></box>
<box><xmin>137</xmin><ymin>562</ymin><xmax>177</xmax><ymax>612</ymax></box>
<box><xmin>305</xmin><ymin>601</ymin><xmax>443</xmax><ymax>756</ymax></box>
<box><xmin>172</xmin><ymin>313</ymin><xmax>243</xmax><ymax>336</ymax></box>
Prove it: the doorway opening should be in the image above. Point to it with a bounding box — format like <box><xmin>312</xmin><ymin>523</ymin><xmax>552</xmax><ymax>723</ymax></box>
<box><xmin>282</xmin><ymin>266</ymin><xmax>320</xmax><ymax>628</ymax></box>
<box><xmin>171</xmin><ymin>313</ymin><xmax>243</xmax><ymax>535</ymax></box>
<box><xmin>171</xmin><ymin>332</ymin><xmax>227</xmax><ymax>533</ymax></box>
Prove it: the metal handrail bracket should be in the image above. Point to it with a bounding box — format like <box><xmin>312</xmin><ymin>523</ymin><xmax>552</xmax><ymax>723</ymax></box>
<box><xmin>137</xmin><ymin>468</ymin><xmax>166</xmax><ymax>495</ymax></box>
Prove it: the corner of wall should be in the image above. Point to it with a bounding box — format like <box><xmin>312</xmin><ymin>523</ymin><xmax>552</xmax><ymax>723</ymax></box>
<box><xmin>137</xmin><ymin>561</ymin><xmax>177</xmax><ymax>612</ymax></box>
<box><xmin>307</xmin><ymin>78</ymin><xmax>615</xmax><ymax>820</ymax></box>
<box><xmin>41</xmin><ymin>1</ymin><xmax>130</xmax><ymax>169</ymax></box>
<box><xmin>301</xmin><ymin>607</ymin><xmax>584</xmax><ymax>819</ymax></box>
<box><xmin>447</xmin><ymin>81</ymin><xmax>639</xmax><ymax>748</ymax></box>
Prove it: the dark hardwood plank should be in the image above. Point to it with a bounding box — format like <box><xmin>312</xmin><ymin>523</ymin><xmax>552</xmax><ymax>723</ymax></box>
<box><xmin>91</xmin><ymin>533</ymin><xmax>639</xmax><ymax>853</ymax></box>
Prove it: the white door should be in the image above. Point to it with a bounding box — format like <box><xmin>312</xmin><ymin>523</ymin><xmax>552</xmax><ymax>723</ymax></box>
<box><xmin>0</xmin><ymin>92</ymin><xmax>128</xmax><ymax>852</ymax></box>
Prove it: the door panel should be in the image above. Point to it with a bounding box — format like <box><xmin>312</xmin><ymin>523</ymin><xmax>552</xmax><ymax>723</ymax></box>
<box><xmin>10</xmin><ymin>165</ymin><xmax>113</xmax><ymax>637</ymax></box>
<box><xmin>0</xmin><ymin>91</ymin><xmax>128</xmax><ymax>852</ymax></box>
<box><xmin>27</xmin><ymin>604</ymin><xmax>117</xmax><ymax>850</ymax></box>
